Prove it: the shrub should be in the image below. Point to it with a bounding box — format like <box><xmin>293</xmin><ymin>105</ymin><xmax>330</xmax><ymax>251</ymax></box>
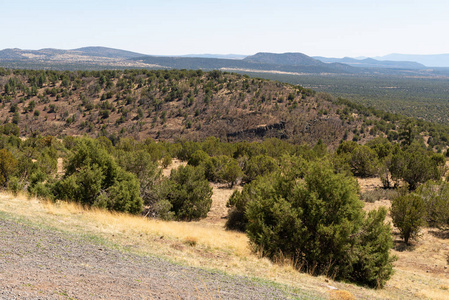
<box><xmin>389</xmin><ymin>145</ymin><xmax>445</xmax><ymax>190</ymax></box>
<box><xmin>337</xmin><ymin>141</ymin><xmax>379</xmax><ymax>177</ymax></box>
<box><xmin>243</xmin><ymin>155</ymin><xmax>278</xmax><ymax>183</ymax></box>
<box><xmin>7</xmin><ymin>176</ymin><xmax>22</xmax><ymax>195</ymax></box>
<box><xmin>244</xmin><ymin>161</ymin><xmax>394</xmax><ymax>288</ymax></box>
<box><xmin>1</xmin><ymin>123</ymin><xmax>20</xmax><ymax>136</ymax></box>
<box><xmin>415</xmin><ymin>180</ymin><xmax>449</xmax><ymax>230</ymax></box>
<box><xmin>54</xmin><ymin>139</ymin><xmax>142</xmax><ymax>214</ymax></box>
<box><xmin>161</xmin><ymin>154</ymin><xmax>172</xmax><ymax>168</ymax></box>
<box><xmin>226</xmin><ymin>155</ymin><xmax>306</xmax><ymax>231</ymax></box>
<box><xmin>28</xmin><ymin>182</ymin><xmax>54</xmax><ymax>200</ymax></box>
<box><xmin>188</xmin><ymin>150</ymin><xmax>210</xmax><ymax>167</ymax></box>
<box><xmin>0</xmin><ymin>149</ymin><xmax>18</xmax><ymax>187</ymax></box>
<box><xmin>116</xmin><ymin>149</ymin><xmax>161</xmax><ymax>206</ymax></box>
<box><xmin>391</xmin><ymin>194</ymin><xmax>426</xmax><ymax>244</ymax></box>
<box><xmin>157</xmin><ymin>165</ymin><xmax>212</xmax><ymax>221</ymax></box>
<box><xmin>204</xmin><ymin>155</ymin><xmax>242</xmax><ymax>186</ymax></box>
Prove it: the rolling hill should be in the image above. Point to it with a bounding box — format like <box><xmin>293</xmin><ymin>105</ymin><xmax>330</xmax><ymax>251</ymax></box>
<box><xmin>1</xmin><ymin>68</ymin><xmax>449</xmax><ymax>151</ymax></box>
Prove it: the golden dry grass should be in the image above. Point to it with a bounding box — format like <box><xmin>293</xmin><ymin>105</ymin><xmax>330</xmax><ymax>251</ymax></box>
<box><xmin>161</xmin><ymin>158</ymin><xmax>187</xmax><ymax>177</ymax></box>
<box><xmin>0</xmin><ymin>189</ymin><xmax>448</xmax><ymax>299</ymax></box>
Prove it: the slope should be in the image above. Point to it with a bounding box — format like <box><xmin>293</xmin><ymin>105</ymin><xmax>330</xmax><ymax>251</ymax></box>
<box><xmin>1</xmin><ymin>68</ymin><xmax>449</xmax><ymax>151</ymax></box>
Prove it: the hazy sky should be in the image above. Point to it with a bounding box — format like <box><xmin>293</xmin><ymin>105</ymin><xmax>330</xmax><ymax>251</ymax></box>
<box><xmin>1</xmin><ymin>0</ymin><xmax>448</xmax><ymax>57</ymax></box>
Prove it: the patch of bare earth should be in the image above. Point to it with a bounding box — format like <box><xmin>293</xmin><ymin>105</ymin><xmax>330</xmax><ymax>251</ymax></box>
<box><xmin>201</xmin><ymin>182</ymin><xmax>242</xmax><ymax>227</ymax></box>
<box><xmin>357</xmin><ymin>177</ymin><xmax>383</xmax><ymax>193</ymax></box>
<box><xmin>57</xmin><ymin>157</ymin><xmax>64</xmax><ymax>176</ymax></box>
<box><xmin>161</xmin><ymin>158</ymin><xmax>187</xmax><ymax>177</ymax></box>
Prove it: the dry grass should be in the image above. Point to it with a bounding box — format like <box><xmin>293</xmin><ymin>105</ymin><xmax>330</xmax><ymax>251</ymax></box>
<box><xmin>161</xmin><ymin>158</ymin><xmax>187</xmax><ymax>177</ymax></box>
<box><xmin>1</xmin><ymin>190</ymin><xmax>449</xmax><ymax>299</ymax></box>
<box><xmin>329</xmin><ymin>290</ymin><xmax>355</xmax><ymax>300</ymax></box>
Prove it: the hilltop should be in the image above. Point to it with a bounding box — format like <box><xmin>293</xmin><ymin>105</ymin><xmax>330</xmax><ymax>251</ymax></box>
<box><xmin>1</xmin><ymin>68</ymin><xmax>449</xmax><ymax>150</ymax></box>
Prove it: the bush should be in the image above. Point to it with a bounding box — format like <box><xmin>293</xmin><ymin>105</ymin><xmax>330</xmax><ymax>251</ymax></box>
<box><xmin>1</xmin><ymin>123</ymin><xmax>20</xmax><ymax>136</ymax></box>
<box><xmin>415</xmin><ymin>180</ymin><xmax>449</xmax><ymax>230</ymax></box>
<box><xmin>161</xmin><ymin>154</ymin><xmax>172</xmax><ymax>168</ymax></box>
<box><xmin>225</xmin><ymin>175</ymin><xmax>282</xmax><ymax>231</ymax></box>
<box><xmin>389</xmin><ymin>145</ymin><xmax>445</xmax><ymax>190</ymax></box>
<box><xmin>337</xmin><ymin>141</ymin><xmax>379</xmax><ymax>177</ymax></box>
<box><xmin>0</xmin><ymin>149</ymin><xmax>18</xmax><ymax>186</ymax></box>
<box><xmin>7</xmin><ymin>176</ymin><xmax>22</xmax><ymax>195</ymax></box>
<box><xmin>243</xmin><ymin>155</ymin><xmax>278</xmax><ymax>183</ymax></box>
<box><xmin>204</xmin><ymin>155</ymin><xmax>242</xmax><ymax>187</ymax></box>
<box><xmin>54</xmin><ymin>139</ymin><xmax>142</xmax><ymax>214</ymax></box>
<box><xmin>188</xmin><ymin>150</ymin><xmax>210</xmax><ymax>167</ymax></box>
<box><xmin>116</xmin><ymin>150</ymin><xmax>161</xmax><ymax>206</ymax></box>
<box><xmin>157</xmin><ymin>165</ymin><xmax>212</xmax><ymax>221</ymax></box>
<box><xmin>391</xmin><ymin>194</ymin><xmax>426</xmax><ymax>244</ymax></box>
<box><xmin>28</xmin><ymin>182</ymin><xmax>54</xmax><ymax>200</ymax></box>
<box><xmin>226</xmin><ymin>155</ymin><xmax>306</xmax><ymax>232</ymax></box>
<box><xmin>244</xmin><ymin>161</ymin><xmax>394</xmax><ymax>288</ymax></box>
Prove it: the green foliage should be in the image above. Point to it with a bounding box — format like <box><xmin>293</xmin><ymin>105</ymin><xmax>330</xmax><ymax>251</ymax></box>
<box><xmin>54</xmin><ymin>138</ymin><xmax>142</xmax><ymax>214</ymax></box>
<box><xmin>203</xmin><ymin>155</ymin><xmax>242</xmax><ymax>186</ymax></box>
<box><xmin>0</xmin><ymin>123</ymin><xmax>20</xmax><ymax>136</ymax></box>
<box><xmin>244</xmin><ymin>161</ymin><xmax>394</xmax><ymax>287</ymax></box>
<box><xmin>7</xmin><ymin>176</ymin><xmax>22</xmax><ymax>195</ymax></box>
<box><xmin>243</xmin><ymin>155</ymin><xmax>278</xmax><ymax>183</ymax></box>
<box><xmin>416</xmin><ymin>180</ymin><xmax>449</xmax><ymax>230</ymax></box>
<box><xmin>389</xmin><ymin>144</ymin><xmax>445</xmax><ymax>190</ymax></box>
<box><xmin>188</xmin><ymin>150</ymin><xmax>210</xmax><ymax>167</ymax></box>
<box><xmin>161</xmin><ymin>154</ymin><xmax>172</xmax><ymax>168</ymax></box>
<box><xmin>391</xmin><ymin>194</ymin><xmax>426</xmax><ymax>244</ymax></box>
<box><xmin>337</xmin><ymin>141</ymin><xmax>379</xmax><ymax>177</ymax></box>
<box><xmin>0</xmin><ymin>149</ymin><xmax>18</xmax><ymax>186</ymax></box>
<box><xmin>157</xmin><ymin>165</ymin><xmax>212</xmax><ymax>221</ymax></box>
<box><xmin>116</xmin><ymin>149</ymin><xmax>161</xmax><ymax>206</ymax></box>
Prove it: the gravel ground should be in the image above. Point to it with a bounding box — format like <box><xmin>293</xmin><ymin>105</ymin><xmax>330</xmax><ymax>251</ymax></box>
<box><xmin>0</xmin><ymin>217</ymin><xmax>313</xmax><ymax>299</ymax></box>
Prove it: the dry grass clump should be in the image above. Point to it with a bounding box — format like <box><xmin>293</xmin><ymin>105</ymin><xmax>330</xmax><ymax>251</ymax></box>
<box><xmin>329</xmin><ymin>290</ymin><xmax>355</xmax><ymax>300</ymax></box>
<box><xmin>183</xmin><ymin>236</ymin><xmax>198</xmax><ymax>247</ymax></box>
<box><xmin>360</xmin><ymin>188</ymin><xmax>400</xmax><ymax>203</ymax></box>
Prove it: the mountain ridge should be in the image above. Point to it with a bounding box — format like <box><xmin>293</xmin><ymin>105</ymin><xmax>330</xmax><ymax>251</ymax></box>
<box><xmin>313</xmin><ymin>56</ymin><xmax>426</xmax><ymax>69</ymax></box>
<box><xmin>0</xmin><ymin>46</ymin><xmax>448</xmax><ymax>76</ymax></box>
<box><xmin>374</xmin><ymin>53</ymin><xmax>449</xmax><ymax>67</ymax></box>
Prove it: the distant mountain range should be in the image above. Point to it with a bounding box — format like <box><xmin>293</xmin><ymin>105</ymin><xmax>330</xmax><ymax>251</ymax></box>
<box><xmin>374</xmin><ymin>54</ymin><xmax>449</xmax><ymax>68</ymax></box>
<box><xmin>0</xmin><ymin>46</ymin><xmax>145</xmax><ymax>60</ymax></box>
<box><xmin>313</xmin><ymin>56</ymin><xmax>426</xmax><ymax>69</ymax></box>
<box><xmin>180</xmin><ymin>54</ymin><xmax>247</xmax><ymax>60</ymax></box>
<box><xmin>0</xmin><ymin>46</ymin><xmax>448</xmax><ymax>76</ymax></box>
<box><xmin>0</xmin><ymin>47</ymin><xmax>153</xmax><ymax>69</ymax></box>
<box><xmin>130</xmin><ymin>52</ymin><xmax>356</xmax><ymax>74</ymax></box>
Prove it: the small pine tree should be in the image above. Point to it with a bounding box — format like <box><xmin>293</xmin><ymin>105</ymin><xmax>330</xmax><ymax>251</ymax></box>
<box><xmin>391</xmin><ymin>194</ymin><xmax>426</xmax><ymax>244</ymax></box>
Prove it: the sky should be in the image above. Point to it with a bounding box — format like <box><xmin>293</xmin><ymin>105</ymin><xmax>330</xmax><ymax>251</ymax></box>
<box><xmin>1</xmin><ymin>0</ymin><xmax>448</xmax><ymax>58</ymax></box>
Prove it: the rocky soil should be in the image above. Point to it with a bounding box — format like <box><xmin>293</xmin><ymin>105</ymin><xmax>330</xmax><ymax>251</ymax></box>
<box><xmin>0</xmin><ymin>217</ymin><xmax>312</xmax><ymax>299</ymax></box>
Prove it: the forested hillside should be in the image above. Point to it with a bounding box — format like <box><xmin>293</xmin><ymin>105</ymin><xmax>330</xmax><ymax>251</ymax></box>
<box><xmin>1</xmin><ymin>68</ymin><xmax>449</xmax><ymax>151</ymax></box>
